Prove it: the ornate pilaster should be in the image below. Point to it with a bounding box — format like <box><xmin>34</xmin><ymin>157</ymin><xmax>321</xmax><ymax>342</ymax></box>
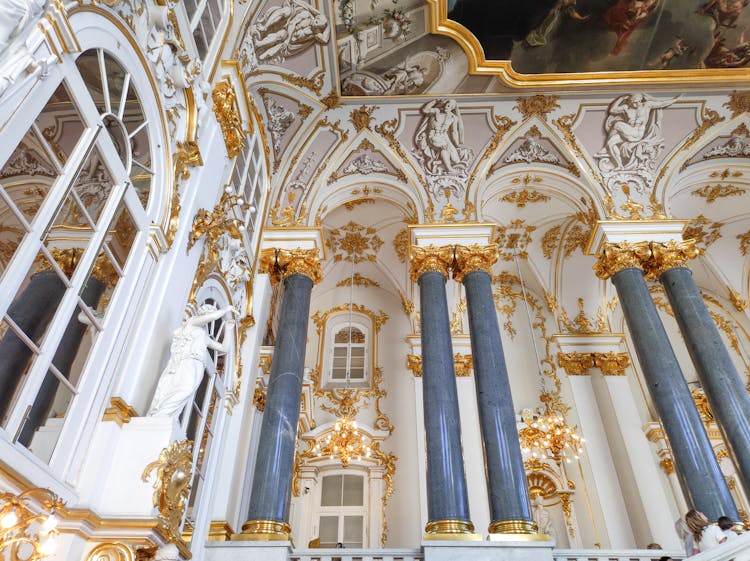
<box><xmin>409</xmin><ymin>244</ymin><xmax>477</xmax><ymax>539</ymax></box>
<box><xmin>652</xmin><ymin>239</ymin><xmax>750</xmax><ymax>500</ymax></box>
<box><xmin>455</xmin><ymin>243</ymin><xmax>536</xmax><ymax>536</ymax></box>
<box><xmin>594</xmin><ymin>242</ymin><xmax>737</xmax><ymax>519</ymax></box>
<box><xmin>239</xmin><ymin>244</ymin><xmax>322</xmax><ymax>541</ymax></box>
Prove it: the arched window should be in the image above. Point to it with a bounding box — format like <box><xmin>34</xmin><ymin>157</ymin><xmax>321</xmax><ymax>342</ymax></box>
<box><xmin>0</xmin><ymin>48</ymin><xmax>155</xmax><ymax>464</ymax></box>
<box><xmin>182</xmin><ymin>0</ymin><xmax>226</xmax><ymax>61</ymax></box>
<box><xmin>317</xmin><ymin>472</ymin><xmax>367</xmax><ymax>548</ymax></box>
<box><xmin>322</xmin><ymin>315</ymin><xmax>370</xmax><ymax>388</ymax></box>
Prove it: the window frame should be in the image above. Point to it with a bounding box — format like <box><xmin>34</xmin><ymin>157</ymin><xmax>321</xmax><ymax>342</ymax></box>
<box><xmin>316</xmin><ymin>471</ymin><xmax>368</xmax><ymax>549</ymax></box>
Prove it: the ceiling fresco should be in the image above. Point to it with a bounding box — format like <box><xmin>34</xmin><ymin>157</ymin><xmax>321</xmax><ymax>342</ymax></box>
<box><xmin>327</xmin><ymin>0</ymin><xmax>750</xmax><ymax>96</ymax></box>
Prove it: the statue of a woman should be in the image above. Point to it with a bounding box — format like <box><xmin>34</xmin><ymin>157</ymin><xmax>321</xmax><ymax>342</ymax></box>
<box><xmin>148</xmin><ymin>304</ymin><xmax>237</xmax><ymax>418</ymax></box>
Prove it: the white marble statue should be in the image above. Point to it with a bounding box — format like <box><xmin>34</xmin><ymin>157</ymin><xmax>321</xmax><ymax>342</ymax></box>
<box><xmin>532</xmin><ymin>495</ymin><xmax>554</xmax><ymax>538</ymax></box>
<box><xmin>148</xmin><ymin>304</ymin><xmax>238</xmax><ymax>418</ymax></box>
<box><xmin>414</xmin><ymin>98</ymin><xmax>473</xmax><ymax>176</ymax></box>
<box><xmin>153</xmin><ymin>543</ymin><xmax>180</xmax><ymax>561</ymax></box>
<box><xmin>250</xmin><ymin>0</ymin><xmax>330</xmax><ymax>64</ymax></box>
<box><xmin>595</xmin><ymin>93</ymin><xmax>677</xmax><ymax>174</ymax></box>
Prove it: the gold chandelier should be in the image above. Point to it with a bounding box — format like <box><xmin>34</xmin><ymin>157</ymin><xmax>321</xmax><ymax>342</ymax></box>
<box><xmin>312</xmin><ymin>417</ymin><xmax>372</xmax><ymax>468</ymax></box>
<box><xmin>0</xmin><ymin>488</ymin><xmax>63</xmax><ymax>560</ymax></box>
<box><xmin>520</xmin><ymin>394</ymin><xmax>585</xmax><ymax>464</ymax></box>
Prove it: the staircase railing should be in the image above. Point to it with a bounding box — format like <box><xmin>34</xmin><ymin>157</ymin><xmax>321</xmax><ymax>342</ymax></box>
<box><xmin>289</xmin><ymin>549</ymin><xmax>424</xmax><ymax>561</ymax></box>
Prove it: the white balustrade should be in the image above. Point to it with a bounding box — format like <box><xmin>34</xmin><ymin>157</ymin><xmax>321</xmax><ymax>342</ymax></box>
<box><xmin>553</xmin><ymin>549</ymin><xmax>684</xmax><ymax>561</ymax></box>
<box><xmin>289</xmin><ymin>548</ymin><xmax>424</xmax><ymax>561</ymax></box>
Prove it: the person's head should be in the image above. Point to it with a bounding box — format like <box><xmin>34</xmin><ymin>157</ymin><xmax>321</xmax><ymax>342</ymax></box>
<box><xmin>646</xmin><ymin>543</ymin><xmax>662</xmax><ymax>550</ymax></box>
<box><xmin>685</xmin><ymin>509</ymin><xmax>709</xmax><ymax>541</ymax></box>
<box><xmin>717</xmin><ymin>516</ymin><xmax>735</xmax><ymax>530</ymax></box>
<box><xmin>659</xmin><ymin>557</ymin><xmax>673</xmax><ymax>561</ymax></box>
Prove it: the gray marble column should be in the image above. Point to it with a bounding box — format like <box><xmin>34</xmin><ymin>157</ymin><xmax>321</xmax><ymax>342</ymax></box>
<box><xmin>413</xmin><ymin>245</ymin><xmax>474</xmax><ymax>536</ymax></box>
<box><xmin>658</xmin><ymin>257</ymin><xmax>750</xmax><ymax>499</ymax></box>
<box><xmin>456</xmin><ymin>247</ymin><xmax>534</xmax><ymax>534</ymax></box>
<box><xmin>0</xmin><ymin>271</ymin><xmax>66</xmax><ymax>421</ymax></box>
<box><xmin>602</xmin><ymin>257</ymin><xmax>737</xmax><ymax>520</ymax></box>
<box><xmin>242</xmin><ymin>250</ymin><xmax>320</xmax><ymax>539</ymax></box>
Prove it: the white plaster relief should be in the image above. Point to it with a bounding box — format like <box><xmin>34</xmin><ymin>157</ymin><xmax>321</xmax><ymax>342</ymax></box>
<box><xmin>506</xmin><ymin>135</ymin><xmax>560</xmax><ymax>165</ymax></box>
<box><xmin>595</xmin><ymin>93</ymin><xmax>678</xmax><ymax>193</ymax></box>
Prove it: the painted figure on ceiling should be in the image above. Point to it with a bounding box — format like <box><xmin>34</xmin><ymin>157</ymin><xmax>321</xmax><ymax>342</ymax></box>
<box><xmin>603</xmin><ymin>0</ymin><xmax>659</xmax><ymax>55</ymax></box>
<box><xmin>698</xmin><ymin>0</ymin><xmax>749</xmax><ymax>29</ymax></box>
<box><xmin>525</xmin><ymin>0</ymin><xmax>589</xmax><ymax>47</ymax></box>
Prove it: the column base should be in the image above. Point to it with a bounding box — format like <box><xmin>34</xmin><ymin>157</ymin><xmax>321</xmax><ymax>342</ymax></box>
<box><xmin>423</xmin><ymin>519</ymin><xmax>482</xmax><ymax>541</ymax></box>
<box><xmin>488</xmin><ymin>519</ymin><xmax>536</xmax><ymax>534</ymax></box>
<box><xmin>232</xmin><ymin>520</ymin><xmax>291</xmax><ymax>541</ymax></box>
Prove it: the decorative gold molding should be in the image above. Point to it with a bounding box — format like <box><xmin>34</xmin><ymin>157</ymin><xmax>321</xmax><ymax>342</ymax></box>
<box><xmin>725</xmin><ymin>91</ymin><xmax>750</xmax><ymax>118</ymax></box>
<box><xmin>174</xmin><ymin>141</ymin><xmax>203</xmax><ymax>183</ymax></box>
<box><xmin>102</xmin><ymin>397</ymin><xmax>138</xmax><ymax>426</ymax></box>
<box><xmin>336</xmin><ymin>273</ymin><xmax>380</xmax><ymax>287</ymax></box>
<box><xmin>646</xmin><ymin>240</ymin><xmax>700</xmax><ymax>279</ymax></box>
<box><xmin>259</xmin><ymin>248</ymin><xmax>322</xmax><ymax>284</ymax></box>
<box><xmin>557</xmin><ymin>352</ymin><xmax>594</xmax><ymax>376</ymax></box>
<box><xmin>212</xmin><ymin>79</ymin><xmax>245</xmax><ymax>158</ymax></box>
<box><xmin>235</xmin><ymin>520</ymin><xmax>291</xmax><ymax>541</ymax></box>
<box><xmin>141</xmin><ymin>440</ymin><xmax>193</xmax><ymax>551</ymax></box>
<box><xmin>207</xmin><ymin>520</ymin><xmax>234</xmax><ymax>542</ymax></box>
<box><xmin>407</xmin><ymin>354</ymin><xmax>423</xmax><ymax>377</ymax></box>
<box><xmin>349</xmin><ymin>105</ymin><xmax>377</xmax><ymax>132</ymax></box>
<box><xmin>660</xmin><ymin>456</ymin><xmax>675</xmax><ymax>475</ymax></box>
<box><xmin>495</xmin><ymin>220</ymin><xmax>537</xmax><ymax>261</ymax></box>
<box><xmin>409</xmin><ymin>245</ymin><xmax>454</xmax><ymax>281</ymax></box>
<box><xmin>327</xmin><ymin>221</ymin><xmax>383</xmax><ymax>263</ymax></box>
<box><xmin>453</xmin><ymin>244</ymin><xmax>498</xmax><ymax>282</ymax></box>
<box><xmin>594</xmin><ymin>351</ymin><xmax>630</xmax><ymax>376</ymax></box>
<box><xmin>453</xmin><ymin>353</ymin><xmax>473</xmax><ymax>377</ymax></box>
<box><xmin>259</xmin><ymin>354</ymin><xmax>272</xmax><ymax>376</ymax></box>
<box><xmin>405</xmin><ymin>353</ymin><xmax>473</xmax><ymax>377</ymax></box>
<box><xmin>729</xmin><ymin>288</ymin><xmax>748</xmax><ymax>311</ymax></box>
<box><xmin>488</xmin><ymin>519</ymin><xmax>536</xmax><ymax>534</ymax></box>
<box><xmin>692</xmin><ymin>388</ymin><xmax>714</xmax><ymax>422</ymax></box>
<box><xmin>253</xmin><ymin>386</ymin><xmax>266</xmax><ymax>412</ymax></box>
<box><xmin>311</xmin><ymin>303</ymin><xmax>388</xmax><ymax>333</ymax></box>
<box><xmin>593</xmin><ymin>241</ymin><xmax>650</xmax><ymax>279</ymax></box>
<box><xmin>557</xmin><ymin>298</ymin><xmax>608</xmax><ymax>334</ymax></box>
<box><xmin>514</xmin><ymin>95</ymin><xmax>560</xmax><ymax>121</ymax></box>
<box><xmin>85</xmin><ymin>543</ymin><xmax>134</xmax><ymax>561</ymax></box>
<box><xmin>501</xmin><ymin>190</ymin><xmax>551</xmax><ymax>208</ymax></box>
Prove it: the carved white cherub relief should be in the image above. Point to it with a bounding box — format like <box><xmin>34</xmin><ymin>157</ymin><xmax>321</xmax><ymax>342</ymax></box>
<box><xmin>414</xmin><ymin>98</ymin><xmax>473</xmax><ymax>175</ymax></box>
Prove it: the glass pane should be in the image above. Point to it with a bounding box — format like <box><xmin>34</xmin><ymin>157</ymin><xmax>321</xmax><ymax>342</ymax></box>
<box><xmin>342</xmin><ymin>474</ymin><xmax>364</xmax><ymax>506</ymax></box>
<box><xmin>185</xmin><ymin>371</ymin><xmax>210</xmax><ymax>441</ymax></box>
<box><xmin>76</xmin><ymin>50</ymin><xmax>106</xmax><ymax>115</ymax></box>
<box><xmin>18</xmin><ymin>368</ymin><xmax>75</xmax><ymax>463</ymax></box>
<box><xmin>81</xmin><ymin>247</ymin><xmax>120</xmax><ymax>318</ymax></box>
<box><xmin>71</xmin><ymin>146</ymin><xmax>116</xmax><ymax>225</ymax></box>
<box><xmin>0</xmin><ymin>317</ymin><xmax>39</xmax><ymax>428</ymax></box>
<box><xmin>0</xmin><ymin>127</ymin><xmax>58</xmax><ymax>223</ymax></box>
<box><xmin>321</xmin><ymin>474</ymin><xmax>343</xmax><ymax>506</ymax></box>
<box><xmin>8</xmin><ymin>251</ymin><xmax>68</xmax><ymax>345</ymax></box>
<box><xmin>34</xmin><ymin>81</ymin><xmax>84</xmax><ymax>167</ymax></box>
<box><xmin>184</xmin><ymin>0</ymin><xmax>199</xmax><ymax>20</ymax></box>
<box><xmin>319</xmin><ymin>516</ymin><xmax>338</xmax><ymax>546</ymax></box>
<box><xmin>103</xmin><ymin>114</ymin><xmax>130</xmax><ymax>170</ymax></box>
<box><xmin>103</xmin><ymin>52</ymin><xmax>127</xmax><ymax>117</ymax></box>
<box><xmin>52</xmin><ymin>301</ymin><xmax>98</xmax><ymax>391</ymax></box>
<box><xmin>0</xmin><ymin>188</ymin><xmax>28</xmax><ymax>279</ymax></box>
<box><xmin>194</xmin><ymin>26</ymin><xmax>209</xmax><ymax>60</ymax></box>
<box><xmin>343</xmin><ymin>515</ymin><xmax>363</xmax><ymax>547</ymax></box>
<box><xmin>106</xmin><ymin>200</ymin><xmax>138</xmax><ymax>269</ymax></box>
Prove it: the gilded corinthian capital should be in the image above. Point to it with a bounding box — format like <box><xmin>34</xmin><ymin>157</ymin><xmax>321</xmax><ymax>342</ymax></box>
<box><xmin>593</xmin><ymin>241</ymin><xmax>651</xmax><ymax>279</ymax></box>
<box><xmin>645</xmin><ymin>239</ymin><xmax>699</xmax><ymax>280</ymax></box>
<box><xmin>452</xmin><ymin>244</ymin><xmax>498</xmax><ymax>282</ymax></box>
<box><xmin>409</xmin><ymin>245</ymin><xmax>454</xmax><ymax>281</ymax></box>
<box><xmin>260</xmin><ymin>248</ymin><xmax>322</xmax><ymax>284</ymax></box>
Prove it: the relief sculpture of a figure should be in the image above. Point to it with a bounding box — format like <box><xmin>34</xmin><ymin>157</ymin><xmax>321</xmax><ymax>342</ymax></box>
<box><xmin>595</xmin><ymin>93</ymin><xmax>677</xmax><ymax>175</ymax></box>
<box><xmin>250</xmin><ymin>0</ymin><xmax>330</xmax><ymax>64</ymax></box>
<box><xmin>414</xmin><ymin>99</ymin><xmax>473</xmax><ymax>176</ymax></box>
<box><xmin>148</xmin><ymin>304</ymin><xmax>238</xmax><ymax>418</ymax></box>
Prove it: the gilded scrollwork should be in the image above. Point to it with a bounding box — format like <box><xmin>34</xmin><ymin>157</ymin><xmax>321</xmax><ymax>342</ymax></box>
<box><xmin>557</xmin><ymin>352</ymin><xmax>595</xmax><ymax>376</ymax></box>
<box><xmin>327</xmin><ymin>221</ymin><xmax>384</xmax><ymax>263</ymax></box>
<box><xmin>212</xmin><ymin>79</ymin><xmax>245</xmax><ymax>159</ymax></box>
<box><xmin>514</xmin><ymin>95</ymin><xmax>560</xmax><ymax>121</ymax></box>
<box><xmin>141</xmin><ymin>440</ymin><xmax>194</xmax><ymax>547</ymax></box>
<box><xmin>594</xmin><ymin>352</ymin><xmax>630</xmax><ymax>376</ymax></box>
<box><xmin>724</xmin><ymin>91</ymin><xmax>750</xmax><ymax>118</ymax></box>
<box><xmin>409</xmin><ymin>245</ymin><xmax>454</xmax><ymax>280</ymax></box>
<box><xmin>501</xmin><ymin>189</ymin><xmax>550</xmax><ymax>208</ymax></box>
<box><xmin>311</xmin><ymin>303</ymin><xmax>388</xmax><ymax>333</ymax></box>
<box><xmin>495</xmin><ymin>220</ymin><xmax>537</xmax><ymax>261</ymax></box>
